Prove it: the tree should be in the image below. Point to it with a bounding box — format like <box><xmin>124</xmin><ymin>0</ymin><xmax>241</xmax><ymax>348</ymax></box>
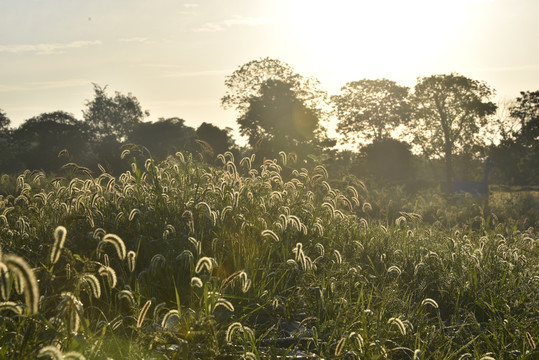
<box><xmin>490</xmin><ymin>90</ymin><xmax>539</xmax><ymax>185</ymax></box>
<box><xmin>83</xmin><ymin>84</ymin><xmax>148</xmax><ymax>142</ymax></box>
<box><xmin>222</xmin><ymin>58</ymin><xmax>330</xmax><ymax>158</ymax></box>
<box><xmin>0</xmin><ymin>109</ymin><xmax>13</xmax><ymax>172</ymax></box>
<box><xmin>238</xmin><ymin>79</ymin><xmax>319</xmax><ymax>147</ymax></box>
<box><xmin>362</xmin><ymin>138</ymin><xmax>414</xmax><ymax>183</ymax></box>
<box><xmin>222</xmin><ymin>57</ymin><xmax>327</xmax><ymax>117</ymax></box>
<box><xmin>12</xmin><ymin>111</ymin><xmax>91</xmax><ymax>172</ymax></box>
<box><xmin>195</xmin><ymin>122</ymin><xmax>234</xmax><ymax>156</ymax></box>
<box><xmin>511</xmin><ymin>90</ymin><xmax>539</xmax><ymax>143</ymax></box>
<box><xmin>129</xmin><ymin>118</ymin><xmax>196</xmax><ymax>160</ymax></box>
<box><xmin>409</xmin><ymin>73</ymin><xmax>496</xmax><ymax>193</ymax></box>
<box><xmin>0</xmin><ymin>109</ymin><xmax>10</xmax><ymax>132</ymax></box>
<box><xmin>332</xmin><ymin>79</ymin><xmax>410</xmax><ymax>145</ymax></box>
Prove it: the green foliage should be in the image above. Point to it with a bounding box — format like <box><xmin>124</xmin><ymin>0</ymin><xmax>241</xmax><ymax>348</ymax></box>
<box><xmin>0</xmin><ymin>150</ymin><xmax>537</xmax><ymax>359</ymax></box>
<box><xmin>410</xmin><ymin>73</ymin><xmax>497</xmax><ymax>193</ymax></box>
<box><xmin>83</xmin><ymin>84</ymin><xmax>148</xmax><ymax>142</ymax></box>
<box><xmin>222</xmin><ymin>57</ymin><xmax>332</xmax><ymax>161</ymax></box>
<box><xmin>129</xmin><ymin>117</ymin><xmax>197</xmax><ymax>161</ymax></box>
<box><xmin>195</xmin><ymin>122</ymin><xmax>234</xmax><ymax>158</ymax></box>
<box><xmin>10</xmin><ymin>111</ymin><xmax>91</xmax><ymax>173</ymax></box>
<box><xmin>490</xmin><ymin>90</ymin><xmax>539</xmax><ymax>185</ymax></box>
<box><xmin>362</xmin><ymin>138</ymin><xmax>415</xmax><ymax>184</ymax></box>
<box><xmin>0</xmin><ymin>109</ymin><xmax>10</xmax><ymax>132</ymax></box>
<box><xmin>333</xmin><ymin>78</ymin><xmax>410</xmax><ymax>145</ymax></box>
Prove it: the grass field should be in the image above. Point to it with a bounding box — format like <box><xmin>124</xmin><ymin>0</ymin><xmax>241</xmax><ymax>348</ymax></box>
<box><xmin>0</xmin><ymin>151</ymin><xmax>537</xmax><ymax>359</ymax></box>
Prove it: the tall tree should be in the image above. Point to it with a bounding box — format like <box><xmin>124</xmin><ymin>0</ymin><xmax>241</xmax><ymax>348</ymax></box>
<box><xmin>129</xmin><ymin>118</ymin><xmax>196</xmax><ymax>160</ymax></box>
<box><xmin>0</xmin><ymin>109</ymin><xmax>10</xmax><ymax>132</ymax></box>
<box><xmin>12</xmin><ymin>111</ymin><xmax>91</xmax><ymax>172</ymax></box>
<box><xmin>83</xmin><ymin>84</ymin><xmax>148</xmax><ymax>142</ymax></box>
<box><xmin>0</xmin><ymin>109</ymin><xmax>13</xmax><ymax>172</ymax></box>
<box><xmin>510</xmin><ymin>90</ymin><xmax>539</xmax><ymax>143</ymax></box>
<box><xmin>409</xmin><ymin>73</ymin><xmax>496</xmax><ymax>193</ymax></box>
<box><xmin>222</xmin><ymin>58</ymin><xmax>330</xmax><ymax>158</ymax></box>
<box><xmin>332</xmin><ymin>78</ymin><xmax>410</xmax><ymax>145</ymax></box>
<box><xmin>238</xmin><ymin>79</ymin><xmax>319</xmax><ymax>148</ymax></box>
<box><xmin>222</xmin><ymin>57</ymin><xmax>326</xmax><ymax>117</ymax></box>
<box><xmin>195</xmin><ymin>122</ymin><xmax>233</xmax><ymax>156</ymax></box>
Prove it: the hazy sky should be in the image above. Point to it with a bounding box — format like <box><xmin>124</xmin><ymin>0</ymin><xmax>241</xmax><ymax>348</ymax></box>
<box><xmin>1</xmin><ymin>0</ymin><xmax>538</xmax><ymax>139</ymax></box>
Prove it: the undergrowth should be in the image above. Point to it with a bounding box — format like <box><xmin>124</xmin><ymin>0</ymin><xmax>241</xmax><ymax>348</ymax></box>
<box><xmin>0</xmin><ymin>150</ymin><xmax>537</xmax><ymax>359</ymax></box>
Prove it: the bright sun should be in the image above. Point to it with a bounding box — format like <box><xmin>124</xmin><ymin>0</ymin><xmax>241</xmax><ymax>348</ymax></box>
<box><xmin>284</xmin><ymin>0</ymin><xmax>468</xmax><ymax>81</ymax></box>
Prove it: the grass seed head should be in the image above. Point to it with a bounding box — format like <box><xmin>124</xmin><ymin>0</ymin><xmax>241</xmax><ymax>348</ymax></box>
<box><xmin>50</xmin><ymin>226</ymin><xmax>68</xmax><ymax>264</ymax></box>
<box><xmin>195</xmin><ymin>256</ymin><xmax>215</xmax><ymax>274</ymax></box>
<box><xmin>38</xmin><ymin>345</ymin><xmax>63</xmax><ymax>360</ymax></box>
<box><xmin>421</xmin><ymin>298</ymin><xmax>439</xmax><ymax>309</ymax></box>
<box><xmin>99</xmin><ymin>234</ymin><xmax>127</xmax><ymax>260</ymax></box>
<box><xmin>0</xmin><ymin>301</ymin><xmax>24</xmax><ymax>314</ymax></box>
<box><xmin>388</xmin><ymin>317</ymin><xmax>406</xmax><ymax>335</ymax></box>
<box><xmin>127</xmin><ymin>251</ymin><xmax>136</xmax><ymax>272</ymax></box>
<box><xmin>79</xmin><ymin>274</ymin><xmax>101</xmax><ymax>299</ymax></box>
<box><xmin>2</xmin><ymin>254</ymin><xmax>40</xmax><ymax>314</ymax></box>
<box><xmin>98</xmin><ymin>265</ymin><xmax>117</xmax><ymax>288</ymax></box>
<box><xmin>191</xmin><ymin>277</ymin><xmax>203</xmax><ymax>288</ymax></box>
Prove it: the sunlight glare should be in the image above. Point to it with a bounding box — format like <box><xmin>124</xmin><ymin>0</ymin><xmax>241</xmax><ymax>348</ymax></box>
<box><xmin>285</xmin><ymin>0</ymin><xmax>468</xmax><ymax>81</ymax></box>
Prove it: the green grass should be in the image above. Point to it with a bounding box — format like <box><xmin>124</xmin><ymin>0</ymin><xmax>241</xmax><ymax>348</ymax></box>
<box><xmin>0</xmin><ymin>151</ymin><xmax>537</xmax><ymax>359</ymax></box>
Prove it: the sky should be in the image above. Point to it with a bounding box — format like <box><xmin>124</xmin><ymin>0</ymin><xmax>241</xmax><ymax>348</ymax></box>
<box><xmin>1</xmin><ymin>0</ymin><xmax>538</xmax><ymax>141</ymax></box>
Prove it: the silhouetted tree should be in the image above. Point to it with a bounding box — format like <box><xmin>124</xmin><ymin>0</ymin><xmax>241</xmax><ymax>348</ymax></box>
<box><xmin>83</xmin><ymin>84</ymin><xmax>148</xmax><ymax>142</ymax></box>
<box><xmin>222</xmin><ymin>57</ymin><xmax>326</xmax><ymax>116</ymax></box>
<box><xmin>195</xmin><ymin>122</ymin><xmax>233</xmax><ymax>156</ymax></box>
<box><xmin>0</xmin><ymin>109</ymin><xmax>9</xmax><ymax>132</ymax></box>
<box><xmin>332</xmin><ymin>79</ymin><xmax>410</xmax><ymax>145</ymax></box>
<box><xmin>0</xmin><ymin>109</ymin><xmax>14</xmax><ymax>172</ymax></box>
<box><xmin>409</xmin><ymin>74</ymin><xmax>496</xmax><ymax>193</ymax></box>
<box><xmin>12</xmin><ymin>111</ymin><xmax>91</xmax><ymax>172</ymax></box>
<box><xmin>130</xmin><ymin>118</ymin><xmax>196</xmax><ymax>160</ymax></box>
<box><xmin>362</xmin><ymin>138</ymin><xmax>414</xmax><ymax>184</ymax></box>
<box><xmin>238</xmin><ymin>79</ymin><xmax>319</xmax><ymax>147</ymax></box>
<box><xmin>491</xmin><ymin>90</ymin><xmax>539</xmax><ymax>185</ymax></box>
<box><xmin>511</xmin><ymin>90</ymin><xmax>539</xmax><ymax>144</ymax></box>
<box><xmin>222</xmin><ymin>58</ymin><xmax>331</xmax><ymax>159</ymax></box>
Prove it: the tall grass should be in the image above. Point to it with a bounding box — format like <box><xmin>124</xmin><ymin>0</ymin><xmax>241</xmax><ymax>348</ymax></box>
<box><xmin>0</xmin><ymin>151</ymin><xmax>537</xmax><ymax>359</ymax></box>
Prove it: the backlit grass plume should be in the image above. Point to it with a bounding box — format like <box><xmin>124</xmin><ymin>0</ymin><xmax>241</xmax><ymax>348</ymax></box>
<box><xmin>50</xmin><ymin>225</ymin><xmax>67</xmax><ymax>264</ymax></box>
<box><xmin>2</xmin><ymin>254</ymin><xmax>39</xmax><ymax>314</ymax></box>
<box><xmin>98</xmin><ymin>234</ymin><xmax>127</xmax><ymax>260</ymax></box>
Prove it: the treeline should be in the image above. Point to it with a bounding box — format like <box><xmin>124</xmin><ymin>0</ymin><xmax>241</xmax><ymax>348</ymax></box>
<box><xmin>0</xmin><ymin>57</ymin><xmax>537</xmax><ymax>187</ymax></box>
<box><xmin>0</xmin><ymin>84</ymin><xmax>236</xmax><ymax>175</ymax></box>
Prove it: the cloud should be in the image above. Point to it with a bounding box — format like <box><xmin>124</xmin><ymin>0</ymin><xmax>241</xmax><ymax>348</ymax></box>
<box><xmin>0</xmin><ymin>79</ymin><xmax>89</xmax><ymax>92</ymax></box>
<box><xmin>0</xmin><ymin>40</ymin><xmax>101</xmax><ymax>55</ymax></box>
<box><xmin>192</xmin><ymin>15</ymin><xmax>272</xmax><ymax>32</ymax></box>
<box><xmin>161</xmin><ymin>69</ymin><xmax>231</xmax><ymax>78</ymax></box>
<box><xmin>118</xmin><ymin>37</ymin><xmax>149</xmax><ymax>43</ymax></box>
<box><xmin>223</xmin><ymin>15</ymin><xmax>272</xmax><ymax>27</ymax></box>
<box><xmin>192</xmin><ymin>23</ymin><xmax>225</xmax><ymax>32</ymax></box>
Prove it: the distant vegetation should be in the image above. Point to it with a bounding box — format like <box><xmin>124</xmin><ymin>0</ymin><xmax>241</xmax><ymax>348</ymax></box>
<box><xmin>0</xmin><ymin>58</ymin><xmax>538</xmax><ymax>358</ymax></box>
<box><xmin>0</xmin><ymin>58</ymin><xmax>537</xmax><ymax>188</ymax></box>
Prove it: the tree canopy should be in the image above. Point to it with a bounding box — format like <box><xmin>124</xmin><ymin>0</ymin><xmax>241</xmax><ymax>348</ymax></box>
<box><xmin>222</xmin><ymin>58</ymin><xmax>330</xmax><ymax>159</ymax></box>
<box><xmin>12</xmin><ymin>111</ymin><xmax>91</xmax><ymax>171</ymax></box>
<box><xmin>409</xmin><ymin>73</ymin><xmax>496</xmax><ymax>192</ymax></box>
<box><xmin>195</xmin><ymin>122</ymin><xmax>233</xmax><ymax>157</ymax></box>
<box><xmin>333</xmin><ymin>78</ymin><xmax>410</xmax><ymax>145</ymax></box>
<box><xmin>237</xmin><ymin>79</ymin><xmax>319</xmax><ymax>147</ymax></box>
<box><xmin>83</xmin><ymin>84</ymin><xmax>148</xmax><ymax>142</ymax></box>
<box><xmin>0</xmin><ymin>109</ymin><xmax>10</xmax><ymax>132</ymax></box>
<box><xmin>510</xmin><ymin>90</ymin><xmax>539</xmax><ymax>144</ymax></box>
<box><xmin>129</xmin><ymin>117</ymin><xmax>196</xmax><ymax>160</ymax></box>
<box><xmin>221</xmin><ymin>57</ymin><xmax>326</xmax><ymax>117</ymax></box>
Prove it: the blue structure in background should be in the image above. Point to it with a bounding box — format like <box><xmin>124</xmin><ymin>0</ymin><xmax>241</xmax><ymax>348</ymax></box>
<box><xmin>443</xmin><ymin>158</ymin><xmax>494</xmax><ymax>196</ymax></box>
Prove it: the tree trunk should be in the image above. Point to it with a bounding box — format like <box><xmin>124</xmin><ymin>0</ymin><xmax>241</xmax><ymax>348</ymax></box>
<box><xmin>444</xmin><ymin>147</ymin><xmax>454</xmax><ymax>194</ymax></box>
